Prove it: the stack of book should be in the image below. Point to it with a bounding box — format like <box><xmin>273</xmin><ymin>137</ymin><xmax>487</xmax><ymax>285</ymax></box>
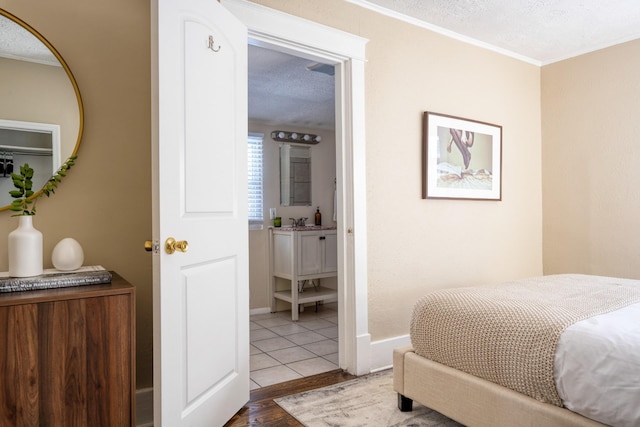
<box><xmin>0</xmin><ymin>265</ymin><xmax>112</xmax><ymax>293</ymax></box>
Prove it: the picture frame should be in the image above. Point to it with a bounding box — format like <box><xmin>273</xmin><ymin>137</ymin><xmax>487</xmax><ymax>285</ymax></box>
<box><xmin>422</xmin><ymin>111</ymin><xmax>502</xmax><ymax>200</ymax></box>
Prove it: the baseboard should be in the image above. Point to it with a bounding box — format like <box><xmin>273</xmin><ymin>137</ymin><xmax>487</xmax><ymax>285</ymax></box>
<box><xmin>250</xmin><ymin>306</ymin><xmax>271</xmax><ymax>315</ymax></box>
<box><xmin>369</xmin><ymin>334</ymin><xmax>410</xmax><ymax>372</ymax></box>
<box><xmin>136</xmin><ymin>387</ymin><xmax>154</xmax><ymax>427</ymax></box>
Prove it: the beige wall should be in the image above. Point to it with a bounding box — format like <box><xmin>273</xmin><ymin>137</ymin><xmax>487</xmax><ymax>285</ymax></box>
<box><xmin>541</xmin><ymin>39</ymin><xmax>640</xmax><ymax>278</ymax></box>
<box><xmin>0</xmin><ymin>57</ymin><xmax>79</xmax><ymax>156</ymax></box>
<box><xmin>0</xmin><ymin>0</ymin><xmax>153</xmax><ymax>388</ymax></box>
<box><xmin>250</xmin><ymin>0</ymin><xmax>543</xmax><ymax>342</ymax></box>
<box><xmin>248</xmin><ymin>122</ymin><xmax>336</xmax><ymax>310</ymax></box>
<box><xmin>0</xmin><ymin>0</ymin><xmax>544</xmax><ymax>389</ymax></box>
<box><xmin>0</xmin><ymin>57</ymin><xmax>79</xmax><ymax>201</ymax></box>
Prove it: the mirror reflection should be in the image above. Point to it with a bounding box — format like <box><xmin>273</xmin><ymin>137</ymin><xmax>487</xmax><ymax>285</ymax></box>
<box><xmin>280</xmin><ymin>144</ymin><xmax>311</xmax><ymax>206</ymax></box>
<box><xmin>0</xmin><ymin>10</ymin><xmax>83</xmax><ymax>209</ymax></box>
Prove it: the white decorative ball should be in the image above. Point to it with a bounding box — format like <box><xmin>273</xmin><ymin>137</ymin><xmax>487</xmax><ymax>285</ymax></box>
<box><xmin>51</xmin><ymin>238</ymin><xmax>84</xmax><ymax>271</ymax></box>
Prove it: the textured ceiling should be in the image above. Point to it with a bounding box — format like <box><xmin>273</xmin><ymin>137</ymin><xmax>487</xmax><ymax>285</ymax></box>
<box><xmin>352</xmin><ymin>0</ymin><xmax>640</xmax><ymax>65</ymax></box>
<box><xmin>248</xmin><ymin>45</ymin><xmax>336</xmax><ymax>129</ymax></box>
<box><xmin>0</xmin><ymin>15</ymin><xmax>58</xmax><ymax>66</ymax></box>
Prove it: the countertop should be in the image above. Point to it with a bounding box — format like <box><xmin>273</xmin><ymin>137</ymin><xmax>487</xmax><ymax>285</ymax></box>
<box><xmin>273</xmin><ymin>225</ymin><xmax>337</xmax><ymax>231</ymax></box>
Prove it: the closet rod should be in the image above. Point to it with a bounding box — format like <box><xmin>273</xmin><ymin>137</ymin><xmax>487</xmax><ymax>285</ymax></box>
<box><xmin>0</xmin><ymin>145</ymin><xmax>53</xmax><ymax>156</ymax></box>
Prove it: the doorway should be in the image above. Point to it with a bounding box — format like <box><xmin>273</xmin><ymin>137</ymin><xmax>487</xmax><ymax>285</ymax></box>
<box><xmin>224</xmin><ymin>0</ymin><xmax>371</xmax><ymax>377</ymax></box>
<box><xmin>248</xmin><ymin>44</ymin><xmax>338</xmax><ymax>388</ymax></box>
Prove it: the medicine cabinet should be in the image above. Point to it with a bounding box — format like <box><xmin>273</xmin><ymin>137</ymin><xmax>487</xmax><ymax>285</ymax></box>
<box><xmin>280</xmin><ymin>144</ymin><xmax>311</xmax><ymax>206</ymax></box>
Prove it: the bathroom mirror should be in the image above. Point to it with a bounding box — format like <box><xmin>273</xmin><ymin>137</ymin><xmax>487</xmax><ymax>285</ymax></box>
<box><xmin>0</xmin><ymin>9</ymin><xmax>83</xmax><ymax>210</ymax></box>
<box><xmin>280</xmin><ymin>144</ymin><xmax>311</xmax><ymax>206</ymax></box>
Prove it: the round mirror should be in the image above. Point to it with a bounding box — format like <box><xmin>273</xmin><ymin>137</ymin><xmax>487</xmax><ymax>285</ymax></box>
<box><xmin>0</xmin><ymin>9</ymin><xmax>83</xmax><ymax>210</ymax></box>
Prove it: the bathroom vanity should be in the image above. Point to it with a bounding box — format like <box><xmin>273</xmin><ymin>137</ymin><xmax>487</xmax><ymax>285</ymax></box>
<box><xmin>269</xmin><ymin>226</ymin><xmax>337</xmax><ymax>320</ymax></box>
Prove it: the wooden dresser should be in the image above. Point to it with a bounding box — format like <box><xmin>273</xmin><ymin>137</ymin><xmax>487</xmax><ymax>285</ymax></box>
<box><xmin>0</xmin><ymin>273</ymin><xmax>135</xmax><ymax>426</ymax></box>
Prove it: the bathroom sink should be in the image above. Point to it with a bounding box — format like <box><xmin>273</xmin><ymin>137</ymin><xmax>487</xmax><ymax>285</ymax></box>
<box><xmin>278</xmin><ymin>225</ymin><xmax>336</xmax><ymax>231</ymax></box>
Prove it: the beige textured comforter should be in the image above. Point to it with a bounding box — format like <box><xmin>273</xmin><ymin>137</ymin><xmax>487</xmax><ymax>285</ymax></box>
<box><xmin>410</xmin><ymin>274</ymin><xmax>640</xmax><ymax>406</ymax></box>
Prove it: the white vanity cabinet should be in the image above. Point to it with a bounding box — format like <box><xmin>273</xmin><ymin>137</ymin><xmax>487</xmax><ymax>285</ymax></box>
<box><xmin>270</xmin><ymin>227</ymin><xmax>337</xmax><ymax>320</ymax></box>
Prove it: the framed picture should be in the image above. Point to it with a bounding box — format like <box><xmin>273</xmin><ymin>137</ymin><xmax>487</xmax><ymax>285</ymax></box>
<box><xmin>422</xmin><ymin>111</ymin><xmax>502</xmax><ymax>200</ymax></box>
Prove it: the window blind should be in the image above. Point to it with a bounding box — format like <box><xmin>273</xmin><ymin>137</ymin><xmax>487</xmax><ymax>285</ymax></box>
<box><xmin>248</xmin><ymin>133</ymin><xmax>264</xmax><ymax>225</ymax></box>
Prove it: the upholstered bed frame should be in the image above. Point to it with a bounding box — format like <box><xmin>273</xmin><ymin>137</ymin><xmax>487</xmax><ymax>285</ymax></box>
<box><xmin>393</xmin><ymin>346</ymin><xmax>607</xmax><ymax>427</ymax></box>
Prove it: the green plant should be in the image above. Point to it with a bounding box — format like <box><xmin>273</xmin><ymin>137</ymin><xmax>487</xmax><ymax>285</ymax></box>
<box><xmin>9</xmin><ymin>155</ymin><xmax>77</xmax><ymax>216</ymax></box>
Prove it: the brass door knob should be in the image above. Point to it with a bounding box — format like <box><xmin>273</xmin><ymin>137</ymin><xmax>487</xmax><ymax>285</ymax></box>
<box><xmin>165</xmin><ymin>237</ymin><xmax>188</xmax><ymax>254</ymax></box>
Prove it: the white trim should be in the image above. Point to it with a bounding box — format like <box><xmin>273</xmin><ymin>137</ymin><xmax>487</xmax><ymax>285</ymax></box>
<box><xmin>0</xmin><ymin>118</ymin><xmax>61</xmax><ymax>173</ymax></box>
<box><xmin>345</xmin><ymin>0</ymin><xmax>541</xmax><ymax>66</ymax></box>
<box><xmin>349</xmin><ymin>57</ymin><xmax>370</xmax><ymax>375</ymax></box>
<box><xmin>223</xmin><ymin>0</ymin><xmax>370</xmax><ymax>375</ymax></box>
<box><xmin>222</xmin><ymin>0</ymin><xmax>367</xmax><ymax>62</ymax></box>
<box><xmin>370</xmin><ymin>334</ymin><xmax>411</xmax><ymax>372</ymax></box>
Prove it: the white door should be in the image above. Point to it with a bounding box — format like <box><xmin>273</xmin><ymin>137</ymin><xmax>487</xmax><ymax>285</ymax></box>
<box><xmin>152</xmin><ymin>0</ymin><xmax>248</xmax><ymax>425</ymax></box>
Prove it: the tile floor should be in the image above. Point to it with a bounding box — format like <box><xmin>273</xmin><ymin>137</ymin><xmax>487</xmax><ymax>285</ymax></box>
<box><xmin>250</xmin><ymin>302</ymin><xmax>339</xmax><ymax>389</ymax></box>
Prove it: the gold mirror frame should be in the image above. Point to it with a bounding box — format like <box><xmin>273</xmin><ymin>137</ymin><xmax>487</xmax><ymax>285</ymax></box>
<box><xmin>0</xmin><ymin>8</ymin><xmax>84</xmax><ymax>211</ymax></box>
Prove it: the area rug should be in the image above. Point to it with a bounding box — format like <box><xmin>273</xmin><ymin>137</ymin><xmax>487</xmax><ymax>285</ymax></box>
<box><xmin>274</xmin><ymin>370</ymin><xmax>463</xmax><ymax>427</ymax></box>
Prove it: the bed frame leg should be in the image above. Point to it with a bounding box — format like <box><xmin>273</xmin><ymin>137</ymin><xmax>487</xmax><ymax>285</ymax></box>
<box><xmin>397</xmin><ymin>393</ymin><xmax>413</xmax><ymax>412</ymax></box>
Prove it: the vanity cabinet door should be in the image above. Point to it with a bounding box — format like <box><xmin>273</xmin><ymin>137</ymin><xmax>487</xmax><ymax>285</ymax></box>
<box><xmin>298</xmin><ymin>231</ymin><xmax>323</xmax><ymax>275</ymax></box>
<box><xmin>323</xmin><ymin>231</ymin><xmax>338</xmax><ymax>273</ymax></box>
<box><xmin>297</xmin><ymin>230</ymin><xmax>337</xmax><ymax>275</ymax></box>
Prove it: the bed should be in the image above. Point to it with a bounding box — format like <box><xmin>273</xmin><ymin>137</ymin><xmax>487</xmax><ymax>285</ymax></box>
<box><xmin>393</xmin><ymin>274</ymin><xmax>640</xmax><ymax>427</ymax></box>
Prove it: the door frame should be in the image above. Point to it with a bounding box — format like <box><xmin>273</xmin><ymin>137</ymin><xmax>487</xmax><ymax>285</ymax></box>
<box><xmin>222</xmin><ymin>0</ymin><xmax>371</xmax><ymax>375</ymax></box>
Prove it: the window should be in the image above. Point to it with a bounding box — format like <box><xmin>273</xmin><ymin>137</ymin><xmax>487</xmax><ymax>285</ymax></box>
<box><xmin>248</xmin><ymin>133</ymin><xmax>264</xmax><ymax>228</ymax></box>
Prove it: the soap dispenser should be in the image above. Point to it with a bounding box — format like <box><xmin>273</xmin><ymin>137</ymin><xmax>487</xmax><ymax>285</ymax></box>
<box><xmin>314</xmin><ymin>206</ymin><xmax>322</xmax><ymax>226</ymax></box>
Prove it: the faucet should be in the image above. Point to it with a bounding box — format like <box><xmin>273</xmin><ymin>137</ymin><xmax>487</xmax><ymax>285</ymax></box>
<box><xmin>288</xmin><ymin>217</ymin><xmax>308</xmax><ymax>227</ymax></box>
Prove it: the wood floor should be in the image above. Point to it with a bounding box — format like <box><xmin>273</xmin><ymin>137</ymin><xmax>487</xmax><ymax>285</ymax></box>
<box><xmin>225</xmin><ymin>369</ymin><xmax>357</xmax><ymax>426</ymax></box>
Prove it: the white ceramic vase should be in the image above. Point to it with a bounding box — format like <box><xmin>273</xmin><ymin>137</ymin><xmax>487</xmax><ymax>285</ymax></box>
<box><xmin>8</xmin><ymin>215</ymin><xmax>43</xmax><ymax>277</ymax></box>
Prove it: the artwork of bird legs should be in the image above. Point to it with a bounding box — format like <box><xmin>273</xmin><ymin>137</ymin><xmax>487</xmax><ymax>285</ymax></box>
<box><xmin>447</xmin><ymin>128</ymin><xmax>474</xmax><ymax>169</ymax></box>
